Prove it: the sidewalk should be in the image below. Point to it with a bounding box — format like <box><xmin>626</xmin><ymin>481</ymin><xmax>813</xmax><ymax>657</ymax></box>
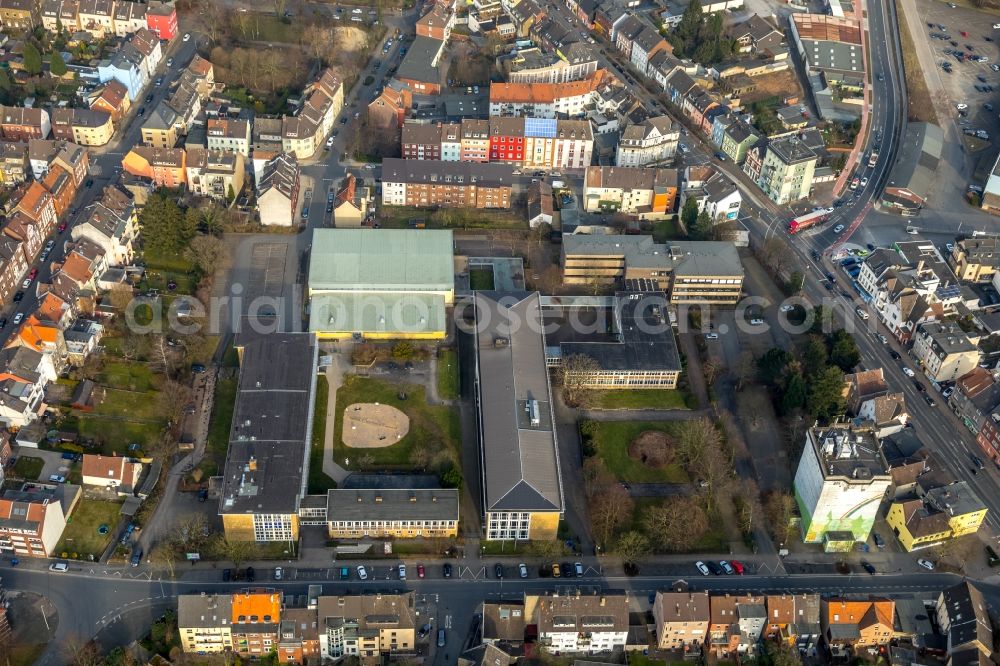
<box><xmin>321</xmin><ymin>352</ymin><xmax>351</xmax><ymax>485</ymax></box>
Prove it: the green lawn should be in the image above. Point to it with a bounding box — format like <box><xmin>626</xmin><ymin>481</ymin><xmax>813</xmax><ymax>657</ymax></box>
<box><xmin>581</xmin><ymin>421</ymin><xmax>690</xmax><ymax>483</ymax></box>
<box><xmin>469</xmin><ymin>267</ymin><xmax>495</xmax><ymax>291</ymax></box>
<box><xmin>12</xmin><ymin>456</ymin><xmax>44</xmax><ymax>481</ymax></box>
<box><xmin>593</xmin><ymin>390</ymin><xmax>689</xmax><ymax>410</ymax></box>
<box><xmin>143</xmin><ymin>247</ymin><xmax>196</xmax><ymax>274</ymax></box>
<box><xmin>70</xmin><ymin>415</ymin><xmax>164</xmax><ymax>455</ymax></box>
<box><xmin>652</xmin><ymin>217</ymin><xmax>685</xmax><ymax>242</ymax></box>
<box><xmin>436</xmin><ymin>350</ymin><xmax>460</xmax><ymax>400</ymax></box>
<box><xmin>206</xmin><ymin>378</ymin><xmax>238</xmax><ymax>465</ymax></box>
<box><xmin>56</xmin><ymin>499</ymin><xmax>123</xmax><ymax>559</ymax></box>
<box><xmin>100</xmin><ymin>361</ymin><xmax>158</xmax><ymax>392</ymax></box>
<box><xmin>92</xmin><ymin>388</ymin><xmax>163</xmax><ymax>420</ymax></box>
<box><xmin>332</xmin><ymin>376</ymin><xmax>461</xmax><ymax>473</ymax></box>
<box><xmin>308</xmin><ymin>376</ymin><xmax>338</xmax><ymax>494</ymax></box>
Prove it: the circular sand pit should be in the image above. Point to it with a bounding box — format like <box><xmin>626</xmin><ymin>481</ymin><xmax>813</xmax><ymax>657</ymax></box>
<box><xmin>342</xmin><ymin>402</ymin><xmax>410</xmax><ymax>448</ymax></box>
<box><xmin>627</xmin><ymin>430</ymin><xmax>675</xmax><ymax>468</ymax></box>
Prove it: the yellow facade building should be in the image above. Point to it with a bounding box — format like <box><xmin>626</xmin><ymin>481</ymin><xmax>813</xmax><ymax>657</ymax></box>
<box><xmin>886</xmin><ymin>482</ymin><xmax>987</xmax><ymax>552</ymax></box>
<box><xmin>306</xmin><ymin>229</ymin><xmax>454</xmax><ymax>341</ymax></box>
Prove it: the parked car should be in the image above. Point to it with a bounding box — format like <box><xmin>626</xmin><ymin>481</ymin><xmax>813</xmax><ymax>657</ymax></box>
<box><xmin>518</xmin><ymin>563</ymin><xmax>529</xmax><ymax>578</ymax></box>
<box><xmin>398</xmin><ymin>564</ymin><xmax>406</xmax><ymax>579</ymax></box>
<box><xmin>705</xmin><ymin>561</ymin><xmax>724</xmax><ymax>575</ymax></box>
<box><xmin>48</xmin><ymin>474</ymin><xmax>65</xmax><ymax>483</ymax></box>
<box><xmin>21</xmin><ymin>278</ymin><xmax>31</xmax><ymax>289</ymax></box>
<box><xmin>494</xmin><ymin>563</ymin><xmax>504</xmax><ymax>578</ymax></box>
<box><xmin>12</xmin><ymin>313</ymin><xmax>23</xmax><ymax>325</ymax></box>
<box><xmin>719</xmin><ymin>560</ymin><xmax>735</xmax><ymax>575</ymax></box>
<box><xmin>183</xmin><ymin>33</ymin><xmax>191</xmax><ymax>41</ymax></box>
<box><xmin>574</xmin><ymin>562</ymin><xmax>584</xmax><ymax>576</ymax></box>
<box><xmin>274</xmin><ymin>567</ymin><xmax>283</xmax><ymax>580</ymax></box>
<box><xmin>49</xmin><ymin>561</ymin><xmax>69</xmax><ymax>572</ymax></box>
<box><xmin>417</xmin><ymin>564</ymin><xmax>425</xmax><ymax>578</ymax></box>
<box><xmin>130</xmin><ymin>549</ymin><xmax>143</xmax><ymax>567</ymax></box>
<box><xmin>695</xmin><ymin>561</ymin><xmax>710</xmax><ymax>576</ymax></box>
<box><xmin>917</xmin><ymin>558</ymin><xmax>936</xmax><ymax>570</ymax></box>
<box><xmin>442</xmin><ymin>563</ymin><xmax>452</xmax><ymax>578</ymax></box>
<box><xmin>730</xmin><ymin>560</ymin><xmax>745</xmax><ymax>575</ymax></box>
<box><xmin>861</xmin><ymin>561</ymin><xmax>876</xmax><ymax>575</ymax></box>
<box><xmin>561</xmin><ymin>561</ymin><xmax>574</xmax><ymax>578</ymax></box>
<box><xmin>357</xmin><ymin>565</ymin><xmax>368</xmax><ymax>580</ymax></box>
<box><xmin>551</xmin><ymin>562</ymin><xmax>561</xmax><ymax>577</ymax></box>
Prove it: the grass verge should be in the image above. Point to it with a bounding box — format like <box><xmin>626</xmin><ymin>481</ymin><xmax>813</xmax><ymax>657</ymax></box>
<box><xmin>895</xmin><ymin>0</ymin><xmax>939</xmax><ymax>124</ymax></box>
<box><xmin>205</xmin><ymin>378</ymin><xmax>238</xmax><ymax>471</ymax></box>
<box><xmin>308</xmin><ymin>376</ymin><xmax>338</xmax><ymax>494</ymax></box>
<box><xmin>437</xmin><ymin>349</ymin><xmax>460</xmax><ymax>400</ymax></box>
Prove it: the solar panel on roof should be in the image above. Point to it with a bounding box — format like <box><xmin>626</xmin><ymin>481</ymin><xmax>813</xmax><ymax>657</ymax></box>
<box><xmin>525</xmin><ymin>117</ymin><xmax>557</xmax><ymax>137</ymax></box>
<box><xmin>936</xmin><ymin>285</ymin><xmax>962</xmax><ymax>300</ymax></box>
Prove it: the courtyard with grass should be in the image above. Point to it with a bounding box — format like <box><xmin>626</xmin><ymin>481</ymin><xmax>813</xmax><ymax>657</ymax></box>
<box><xmin>593</xmin><ymin>390</ymin><xmax>690</xmax><ymax>411</ymax></box>
<box><xmin>580</xmin><ymin>420</ymin><xmax>690</xmax><ymax>484</ymax></box>
<box><xmin>55</xmin><ymin>499</ymin><xmax>123</xmax><ymax>560</ymax></box>
<box><xmin>332</xmin><ymin>375</ymin><xmax>461</xmax><ymax>476</ymax></box>
<box><xmin>12</xmin><ymin>456</ymin><xmax>43</xmax><ymax>481</ymax></box>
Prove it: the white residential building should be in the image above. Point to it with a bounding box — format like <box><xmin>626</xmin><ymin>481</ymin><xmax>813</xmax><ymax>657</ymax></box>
<box><xmin>616</xmin><ymin>115</ymin><xmax>679</xmax><ymax>166</ymax></box>
<box><xmin>533</xmin><ymin>592</ymin><xmax>629</xmax><ymax>655</ymax></box>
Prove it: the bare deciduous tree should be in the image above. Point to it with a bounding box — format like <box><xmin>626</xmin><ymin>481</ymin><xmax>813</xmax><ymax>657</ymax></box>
<box><xmin>558</xmin><ymin>354</ymin><xmax>602</xmax><ymax>407</ymax></box>
<box><xmin>215</xmin><ymin>538</ymin><xmax>258</xmax><ymax>569</ymax></box>
<box><xmin>643</xmin><ymin>496</ymin><xmax>709</xmax><ymax>552</ymax></box>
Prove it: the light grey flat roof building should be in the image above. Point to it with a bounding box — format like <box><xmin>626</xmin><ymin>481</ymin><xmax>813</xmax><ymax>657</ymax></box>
<box><xmin>474</xmin><ymin>291</ymin><xmax>564</xmax><ymax>540</ymax></box>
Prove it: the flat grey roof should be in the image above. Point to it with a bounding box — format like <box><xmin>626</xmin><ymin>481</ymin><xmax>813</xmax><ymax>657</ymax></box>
<box><xmin>560</xmin><ymin>292</ymin><xmax>681</xmax><ymax>373</ymax></box>
<box><xmin>474</xmin><ymin>292</ymin><xmax>564</xmax><ymax>514</ymax></box>
<box><xmin>886</xmin><ymin>122</ymin><xmax>943</xmax><ymax>201</ymax></box>
<box><xmin>562</xmin><ymin>235</ymin><xmax>744</xmax><ymax>278</ymax></box>
<box><xmin>326</xmin><ymin>488</ymin><xmax>459</xmax><ymax>521</ymax></box>
<box><xmin>397</xmin><ymin>35</ymin><xmax>443</xmax><ymax>84</ymax></box>
<box><xmin>219</xmin><ymin>333</ymin><xmax>318</xmax><ymax>516</ymax></box>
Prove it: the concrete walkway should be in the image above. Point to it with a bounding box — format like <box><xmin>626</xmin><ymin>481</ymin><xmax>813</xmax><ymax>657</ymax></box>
<box><xmin>321</xmin><ymin>353</ymin><xmax>352</xmax><ymax>485</ymax></box>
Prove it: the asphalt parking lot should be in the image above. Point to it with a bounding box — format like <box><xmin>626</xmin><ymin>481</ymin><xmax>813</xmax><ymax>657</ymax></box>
<box><xmin>918</xmin><ymin>0</ymin><xmax>1000</xmax><ymax>142</ymax></box>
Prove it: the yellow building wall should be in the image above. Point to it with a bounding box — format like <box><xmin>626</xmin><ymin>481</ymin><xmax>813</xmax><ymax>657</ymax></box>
<box><xmin>886</xmin><ymin>503</ymin><xmax>952</xmax><ymax>552</ymax></box>
<box><xmin>949</xmin><ymin>509</ymin><xmax>987</xmax><ymax>536</ymax></box>
<box><xmin>222</xmin><ymin>514</ymin><xmax>257</xmax><ymax>541</ymax></box>
<box><xmin>528</xmin><ymin>511</ymin><xmax>560</xmax><ymax>540</ymax></box>
<box><xmin>315</xmin><ymin>330</ymin><xmax>446</xmax><ymax>341</ymax></box>
<box><xmin>328</xmin><ymin>525</ymin><xmax>457</xmax><ymax>539</ymax></box>
<box><xmin>180</xmin><ymin>629</ymin><xmax>232</xmax><ymax>654</ymax></box>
